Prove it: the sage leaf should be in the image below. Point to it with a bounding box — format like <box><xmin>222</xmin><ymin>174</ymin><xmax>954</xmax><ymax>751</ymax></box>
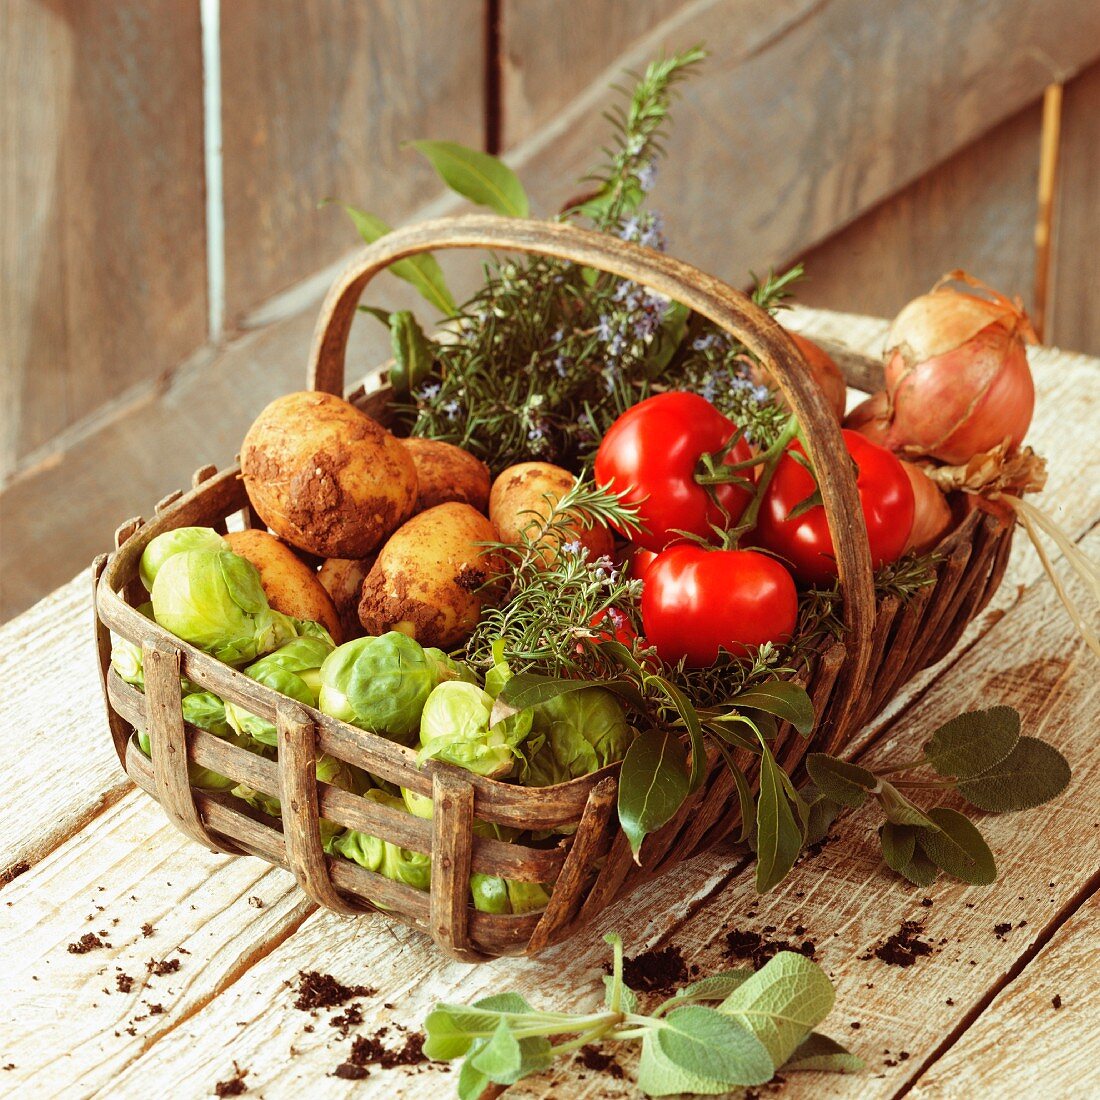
<box><xmin>412</xmin><ymin>140</ymin><xmax>529</xmax><ymax>217</ymax></box>
<box><xmin>924</xmin><ymin>706</ymin><xmax>1020</xmax><ymax>778</ymax></box>
<box><xmin>730</xmin><ymin>760</ymin><xmax>757</xmax><ymax>844</ymax></box>
<box><xmin>496</xmin><ymin>672</ymin><xmax>603</xmax><ymax>711</ymax></box>
<box><xmin>755</xmin><ymin>743</ymin><xmax>804</xmax><ymax>893</ymax></box>
<box><xmin>457</xmin><ymin>1054</ymin><xmax>489</xmax><ymax>1100</ymax></box>
<box><xmin>666</xmin><ymin>969</ymin><xmax>754</xmax><ymax>1006</ymax></box>
<box><xmin>897</xmin><ymin>846</ymin><xmax>939</xmax><ymax>887</ymax></box>
<box><xmin>637</xmin><ymin>1033</ymin><xmax>740</xmax><ymax>1097</ymax></box>
<box><xmin>733</xmin><ymin>682</ymin><xmax>815</xmax><ymax>735</ymax></box>
<box><xmin>719</xmin><ymin>951</ymin><xmax>835</xmax><ymax>1068</ymax></box>
<box><xmin>618</xmin><ymin>728</ymin><xmax>691</xmax><ymax>860</ymax></box>
<box><xmin>805</xmin><ymin>753</ymin><xmax>875</xmax><ymax>808</ymax></box>
<box><xmin>654</xmin><ymin>1005</ymin><xmax>774</xmax><ymax>1086</ymax></box>
<box><xmin>327</xmin><ymin>202</ymin><xmax>456</xmax><ymax>314</ymax></box>
<box><xmin>603</xmin><ymin>975</ymin><xmax>639</xmax><ymax>1014</ymax></box>
<box><xmin>879</xmin><ymin>822</ymin><xmax>917</xmax><ymax>874</ymax></box>
<box><xmin>918</xmin><ymin>807</ymin><xmax>996</xmax><ymax>884</ymax></box>
<box><xmin>783</xmin><ymin>1031</ymin><xmax>865</xmax><ymax>1073</ymax></box>
<box><xmin>877</xmin><ymin>780</ymin><xmax>939</xmax><ymax>829</ymax></box>
<box><xmin>653</xmin><ymin>675</ymin><xmax>708</xmax><ymax>791</ymax></box>
<box><xmin>388</xmin><ymin>310</ymin><xmax>433</xmax><ymax>396</ymax></box>
<box><xmin>956</xmin><ymin>737</ymin><xmax>1071</xmax><ymax>812</ymax></box>
<box><xmin>469</xmin><ymin>1020</ymin><xmax>523</xmax><ymax>1083</ymax></box>
<box><xmin>803</xmin><ymin>787</ymin><xmax>842</xmax><ymax>846</ymax></box>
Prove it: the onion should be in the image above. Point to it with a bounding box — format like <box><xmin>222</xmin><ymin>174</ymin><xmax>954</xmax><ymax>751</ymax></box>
<box><xmin>884</xmin><ymin>271</ymin><xmax>1037</xmax><ymax>464</ymax></box>
<box><xmin>844</xmin><ymin>390</ymin><xmax>891</xmax><ymax>447</ymax></box>
<box><xmin>752</xmin><ymin>331</ymin><xmax>848</xmax><ymax>420</ymax></box>
<box><xmin>900</xmin><ymin>460</ymin><xmax>953</xmax><ymax>553</ymax></box>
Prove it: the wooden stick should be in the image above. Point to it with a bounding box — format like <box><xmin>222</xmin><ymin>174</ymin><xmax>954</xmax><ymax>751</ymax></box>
<box><xmin>1033</xmin><ymin>82</ymin><xmax>1064</xmax><ymax>341</ymax></box>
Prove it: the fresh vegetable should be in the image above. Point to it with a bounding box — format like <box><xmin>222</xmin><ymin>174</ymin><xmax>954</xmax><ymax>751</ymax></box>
<box><xmin>224</xmin><ymin>529</ymin><xmax>343</xmax><ymax>643</ymax></box>
<box><xmin>521</xmin><ymin>687</ymin><xmax>634</xmax><ymax>786</ymax></box>
<box><xmin>401</xmin><ymin>437</ymin><xmax>491</xmax><ymax>514</ymax></box>
<box><xmin>139</xmin><ymin>527</ymin><xmax>228</xmax><ymax>592</ymax></box>
<box><xmin>357</xmin><ymin>502</ymin><xmax>499</xmax><ymax>648</ymax></box>
<box><xmin>594</xmin><ymin>391</ymin><xmax>755</xmax><ymax>552</ymax></box>
<box><xmin>641</xmin><ymin>546</ymin><xmax>798</xmax><ymax>666</ymax></box>
<box><xmin>150</xmin><ymin>548</ymin><xmax>297</xmax><ymax>665</ymax></box>
<box><xmin>318</xmin><ymin>631</ymin><xmax>461</xmax><ymax>745</ymax></box>
<box><xmin>882</xmin><ymin>272</ymin><xmax>1037</xmax><ymax>463</ymax></box>
<box><xmin>111</xmin><ymin>601</ymin><xmax>155</xmax><ymax>687</ymax></box>
<box><xmin>585</xmin><ymin>607</ymin><xmax>639</xmax><ymax>650</ymax></box>
<box><xmin>489</xmin><ymin>462</ymin><xmax>614</xmax><ymax>565</ymax></box>
<box><xmin>240</xmin><ymin>391</ymin><xmax>418</xmax><ymax>558</ymax></box>
<box><xmin>754</xmin><ymin>430</ymin><xmax>915</xmax><ymax>586</ymax></box>
<box><xmin>225</xmin><ymin>634</ymin><xmax>334</xmax><ymax>746</ymax></box>
<box><xmin>316</xmin><ymin>556</ymin><xmax>374</xmax><ymax>641</ymax></box>
<box><xmin>417</xmin><ymin>681</ymin><xmax>532</xmax><ymax>779</ymax></box>
<box><xmin>750</xmin><ymin>331</ymin><xmax>848</xmax><ymax>421</ymax></box>
<box><xmin>900</xmin><ymin>460</ymin><xmax>954</xmax><ymax>554</ymax></box>
<box><xmin>844</xmin><ymin>389</ymin><xmax>891</xmax><ymax>447</ymax></box>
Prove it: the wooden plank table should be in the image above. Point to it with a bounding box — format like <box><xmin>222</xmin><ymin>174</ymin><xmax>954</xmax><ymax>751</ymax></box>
<box><xmin>1</xmin><ymin>308</ymin><xmax>1097</xmax><ymax>1099</ymax></box>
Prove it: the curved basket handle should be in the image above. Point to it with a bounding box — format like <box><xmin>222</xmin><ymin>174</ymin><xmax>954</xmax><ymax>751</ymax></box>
<box><xmin>307</xmin><ymin>214</ymin><xmax>876</xmax><ymax>703</ymax></box>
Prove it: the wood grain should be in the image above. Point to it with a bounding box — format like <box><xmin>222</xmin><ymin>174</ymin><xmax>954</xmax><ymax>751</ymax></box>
<box><xmin>796</xmin><ymin>101</ymin><xmax>1042</xmax><ymax>320</ymax></box>
<box><xmin>1049</xmin><ymin>60</ymin><xmax>1100</xmax><ymax>357</ymax></box>
<box><xmin>218</xmin><ymin>0</ymin><xmax>484</xmax><ymax>327</ymax></box>
<box><xmin>0</xmin><ymin>0</ymin><xmax>207</xmax><ymax>475</ymax></box>
<box><xmin>508</xmin><ymin>0</ymin><xmax>1100</xmax><ymax>286</ymax></box>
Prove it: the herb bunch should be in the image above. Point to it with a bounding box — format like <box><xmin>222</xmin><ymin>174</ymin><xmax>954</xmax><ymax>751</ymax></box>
<box><xmin>423</xmin><ymin>932</ymin><xmax>862</xmax><ymax>1098</ymax></box>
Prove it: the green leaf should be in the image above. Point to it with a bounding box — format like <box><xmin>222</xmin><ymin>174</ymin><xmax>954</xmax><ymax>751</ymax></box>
<box><xmin>603</xmin><ymin>974</ymin><xmax>639</xmax><ymax>1015</ymax></box>
<box><xmin>719</xmin><ymin>951</ymin><xmax>835</xmax><ymax>1068</ymax></box>
<box><xmin>877</xmin><ymin>780</ymin><xmax>939</xmax><ymax>829</ymax></box>
<box><xmin>783</xmin><ymin>1031</ymin><xmax>865</xmax><ymax>1073</ymax></box>
<box><xmin>957</xmin><ymin>737</ymin><xmax>1071</xmax><ymax>812</ymax></box>
<box><xmin>655</xmin><ymin>1006</ymin><xmax>774</xmax><ymax>1086</ymax></box>
<box><xmin>412</xmin><ymin>140</ymin><xmax>529</xmax><ymax>217</ymax></box>
<box><xmin>803</xmin><ymin>788</ymin><xmax>842</xmax><ymax>847</ymax></box>
<box><xmin>618</xmin><ymin>728</ymin><xmax>691</xmax><ymax>860</ymax></box>
<box><xmin>457</xmin><ymin>1054</ymin><xmax>489</xmax><ymax>1100</ymax></box>
<box><xmin>805</xmin><ymin>753</ymin><xmax>875</xmax><ymax>808</ymax></box>
<box><xmin>730</xmin><ymin>760</ymin><xmax>757</xmax><ymax>844</ymax></box>
<box><xmin>643</xmin><ymin>299</ymin><xmax>689</xmax><ymax>378</ymax></box>
<box><xmin>423</xmin><ymin>1008</ymin><xmax>478</xmax><ymax>1061</ymax></box>
<box><xmin>388</xmin><ymin>310</ymin><xmax>433</xmax><ymax>396</ymax></box>
<box><xmin>497</xmin><ymin>671</ymin><xmax>603</xmax><ymax>711</ymax></box>
<box><xmin>785</xmin><ymin>486</ymin><xmax>825</xmax><ymax>522</ymax></box>
<box><xmin>879</xmin><ymin>823</ymin><xmax>917</xmax><ymax>874</ymax></box>
<box><xmin>918</xmin><ymin>807</ymin><xmax>996</xmax><ymax>884</ymax></box>
<box><xmin>733</xmin><ymin>682</ymin><xmax>815</xmax><ymax>735</ymax></box>
<box><xmin>653</xmin><ymin>675</ymin><xmax>708</xmax><ymax>791</ymax></box>
<box><xmin>755</xmin><ymin>743</ymin><xmax>804</xmax><ymax>893</ymax></box>
<box><xmin>469</xmin><ymin>1020</ymin><xmax>522</xmax><ymax>1083</ymax></box>
<box><xmin>924</xmin><ymin>706</ymin><xmax>1020</xmax><ymax>778</ymax></box>
<box><xmin>897</xmin><ymin>847</ymin><xmax>940</xmax><ymax>887</ymax></box>
<box><xmin>663</xmin><ymin>969</ymin><xmax>754</xmax><ymax>1007</ymax></box>
<box><xmin>327</xmin><ymin>202</ymin><xmax>456</xmax><ymax>314</ymax></box>
<box><xmin>358</xmin><ymin>305</ymin><xmax>392</xmax><ymax>327</ymax></box>
<box><xmin>637</xmin><ymin>1034</ymin><xmax>742</xmax><ymax>1097</ymax></box>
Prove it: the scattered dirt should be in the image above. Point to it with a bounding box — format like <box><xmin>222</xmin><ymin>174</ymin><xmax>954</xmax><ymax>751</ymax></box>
<box><xmin>146</xmin><ymin>958</ymin><xmax>180</xmax><ymax>977</ymax></box>
<box><xmin>67</xmin><ymin>933</ymin><xmax>106</xmax><ymax>955</ymax></box>
<box><xmin>116</xmin><ymin>973</ymin><xmax>134</xmax><ymax>993</ymax></box>
<box><xmin>293</xmin><ymin>971</ymin><xmax>376</xmax><ymax>1012</ymax></box>
<box><xmin>1052</xmin><ymin>994</ymin><xmax>1062</xmax><ymax>1009</ymax></box>
<box><xmin>333</xmin><ymin>1031</ymin><xmax>428</xmax><ymax>1079</ymax></box>
<box><xmin>618</xmin><ymin>945</ymin><xmax>690</xmax><ymax>993</ymax></box>
<box><xmin>213</xmin><ymin>1063</ymin><xmax>249</xmax><ymax>1096</ymax></box>
<box><xmin>863</xmin><ymin>920</ymin><xmax>934</xmax><ymax>968</ymax></box>
<box><xmin>724</xmin><ymin>928</ymin><xmax>817</xmax><ymax>970</ymax></box>
<box><xmin>577</xmin><ymin>1046</ymin><xmax>625</xmax><ymax>1080</ymax></box>
<box><xmin>329</xmin><ymin>1003</ymin><xmax>364</xmax><ymax>1038</ymax></box>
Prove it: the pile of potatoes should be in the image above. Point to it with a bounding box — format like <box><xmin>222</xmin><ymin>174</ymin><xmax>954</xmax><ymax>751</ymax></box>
<box><xmin>235</xmin><ymin>391</ymin><xmax>609</xmax><ymax>650</ymax></box>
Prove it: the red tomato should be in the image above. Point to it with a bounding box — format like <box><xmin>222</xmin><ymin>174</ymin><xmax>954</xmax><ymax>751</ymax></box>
<box><xmin>755</xmin><ymin>429</ymin><xmax>915</xmax><ymax>586</ymax></box>
<box><xmin>641</xmin><ymin>545</ymin><xmax>798</xmax><ymax>667</ymax></box>
<box><xmin>586</xmin><ymin>607</ymin><xmax>639</xmax><ymax>649</ymax></box>
<box><xmin>594</xmin><ymin>392</ymin><xmax>754</xmax><ymax>552</ymax></box>
<box><xmin>628</xmin><ymin>545</ymin><xmax>658</xmax><ymax>582</ymax></box>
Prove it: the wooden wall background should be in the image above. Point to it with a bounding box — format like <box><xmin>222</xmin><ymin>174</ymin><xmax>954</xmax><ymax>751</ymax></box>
<box><xmin>2</xmin><ymin>0</ymin><xmax>1098</xmax><ymax>621</ymax></box>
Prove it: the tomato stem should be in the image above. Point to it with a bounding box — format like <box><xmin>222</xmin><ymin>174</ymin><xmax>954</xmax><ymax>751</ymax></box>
<box><xmin>727</xmin><ymin>415</ymin><xmax>801</xmax><ymax>539</ymax></box>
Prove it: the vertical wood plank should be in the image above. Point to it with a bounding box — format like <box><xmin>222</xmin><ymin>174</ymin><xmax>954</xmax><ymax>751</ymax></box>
<box><xmin>795</xmin><ymin>102</ymin><xmax>1042</xmax><ymax>319</ymax></box>
<box><xmin>0</xmin><ymin>0</ymin><xmax>207</xmax><ymax>476</ymax></box>
<box><xmin>1049</xmin><ymin>60</ymin><xmax>1100</xmax><ymax>356</ymax></box>
<box><xmin>499</xmin><ymin>0</ymin><xmax>682</xmax><ymax>149</ymax></box>
<box><xmin>218</xmin><ymin>0</ymin><xmax>485</xmax><ymax>327</ymax></box>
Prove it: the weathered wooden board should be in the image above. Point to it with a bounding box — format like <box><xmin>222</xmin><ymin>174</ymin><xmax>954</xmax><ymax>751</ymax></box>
<box><xmin>796</xmin><ymin>103</ymin><xmax>1041</xmax><ymax>320</ymax></box>
<box><xmin>907</xmin><ymin>892</ymin><xmax>1100</xmax><ymax>1099</ymax></box>
<box><xmin>508</xmin><ymin>0</ymin><xmax>1100</xmax><ymax>286</ymax></box>
<box><xmin>499</xmin><ymin>0</ymin><xmax>681</xmax><ymax>149</ymax></box>
<box><xmin>0</xmin><ymin>792</ymin><xmax>311</xmax><ymax>1096</ymax></box>
<box><xmin>1050</xmin><ymin>60</ymin><xmax>1100</xmax><ymax>358</ymax></box>
<box><xmin>218</xmin><ymin>0</ymin><xmax>485</xmax><ymax>327</ymax></box>
<box><xmin>0</xmin><ymin>0</ymin><xmax>207</xmax><ymax>475</ymax></box>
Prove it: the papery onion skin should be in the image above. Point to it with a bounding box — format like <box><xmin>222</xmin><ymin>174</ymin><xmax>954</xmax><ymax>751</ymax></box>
<box><xmin>844</xmin><ymin>390</ymin><xmax>892</xmax><ymax>447</ymax></box>
<box><xmin>900</xmin><ymin>461</ymin><xmax>954</xmax><ymax>554</ymax></box>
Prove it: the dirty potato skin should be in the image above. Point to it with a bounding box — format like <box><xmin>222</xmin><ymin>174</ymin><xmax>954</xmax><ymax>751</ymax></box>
<box><xmin>401</xmin><ymin>437</ymin><xmax>491</xmax><ymax>514</ymax></box>
<box><xmin>489</xmin><ymin>462</ymin><xmax>613</xmax><ymax>564</ymax></box>
<box><xmin>317</xmin><ymin>556</ymin><xmax>374</xmax><ymax>641</ymax></box>
<box><xmin>224</xmin><ymin>529</ymin><xmax>343</xmax><ymax>643</ymax></box>
<box><xmin>240</xmin><ymin>391</ymin><xmax>418</xmax><ymax>559</ymax></box>
<box><xmin>358</xmin><ymin>503</ymin><xmax>497</xmax><ymax>648</ymax></box>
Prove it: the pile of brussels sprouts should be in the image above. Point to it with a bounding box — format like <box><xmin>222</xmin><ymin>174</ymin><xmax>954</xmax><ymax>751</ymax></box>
<box><xmin>113</xmin><ymin>527</ymin><xmax>636</xmax><ymax>915</ymax></box>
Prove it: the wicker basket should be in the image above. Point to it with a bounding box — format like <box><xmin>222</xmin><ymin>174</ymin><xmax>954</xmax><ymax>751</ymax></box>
<box><xmin>94</xmin><ymin>215</ymin><xmax>1016</xmax><ymax>961</ymax></box>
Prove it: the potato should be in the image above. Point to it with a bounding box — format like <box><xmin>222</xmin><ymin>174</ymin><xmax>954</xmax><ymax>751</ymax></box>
<box><xmin>401</xmin><ymin>437</ymin><xmax>491</xmax><ymax>514</ymax></box>
<box><xmin>358</xmin><ymin>502</ymin><xmax>497</xmax><ymax>648</ymax></box>
<box><xmin>224</xmin><ymin>529</ymin><xmax>343</xmax><ymax>643</ymax></box>
<box><xmin>317</xmin><ymin>556</ymin><xmax>375</xmax><ymax>641</ymax></box>
<box><xmin>240</xmin><ymin>391</ymin><xmax>417</xmax><ymax>559</ymax></box>
<box><xmin>489</xmin><ymin>462</ymin><xmax>613</xmax><ymax>564</ymax></box>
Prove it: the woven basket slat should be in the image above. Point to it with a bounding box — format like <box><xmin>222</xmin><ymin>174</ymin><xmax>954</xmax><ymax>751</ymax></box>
<box><xmin>430</xmin><ymin>772</ymin><xmax>483</xmax><ymax>962</ymax></box>
<box><xmin>94</xmin><ymin>555</ymin><xmax>132</xmax><ymax>770</ymax></box>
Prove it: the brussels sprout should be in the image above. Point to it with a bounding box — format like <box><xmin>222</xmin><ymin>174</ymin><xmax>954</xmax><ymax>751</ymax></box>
<box><xmin>139</xmin><ymin>527</ymin><xmax>229</xmax><ymax>592</ymax></box>
<box><xmin>417</xmin><ymin>681</ymin><xmax>532</xmax><ymax>779</ymax></box>
<box><xmin>318</xmin><ymin>632</ymin><xmax>456</xmax><ymax>745</ymax></box>
<box><xmin>110</xmin><ymin>602</ymin><xmax>155</xmax><ymax>688</ymax></box>
<box><xmin>506</xmin><ymin>879</ymin><xmax>552</xmax><ymax>913</ymax></box>
<box><xmin>469</xmin><ymin>873</ymin><xmax>510</xmax><ymax>914</ymax></box>
<box><xmin>151</xmin><ymin>549</ymin><xmax>294</xmax><ymax>665</ymax></box>
<box><xmin>425</xmin><ymin>648</ymin><xmax>478</xmax><ymax>685</ymax></box>
<box><xmin>291</xmin><ymin>618</ymin><xmax>336</xmax><ymax>647</ymax></box>
<box><xmin>402</xmin><ymin>786</ymin><xmax>434</xmax><ymax>820</ymax></box>
<box><xmin>520</xmin><ymin>687</ymin><xmax>634</xmax><ymax>787</ymax></box>
<box><xmin>483</xmin><ymin>639</ymin><xmax>513</xmax><ymax>698</ymax></box>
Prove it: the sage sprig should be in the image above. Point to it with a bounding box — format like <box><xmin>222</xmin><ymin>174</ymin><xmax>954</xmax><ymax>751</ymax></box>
<box><xmin>423</xmin><ymin>933</ymin><xmax>862</xmax><ymax>1097</ymax></box>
